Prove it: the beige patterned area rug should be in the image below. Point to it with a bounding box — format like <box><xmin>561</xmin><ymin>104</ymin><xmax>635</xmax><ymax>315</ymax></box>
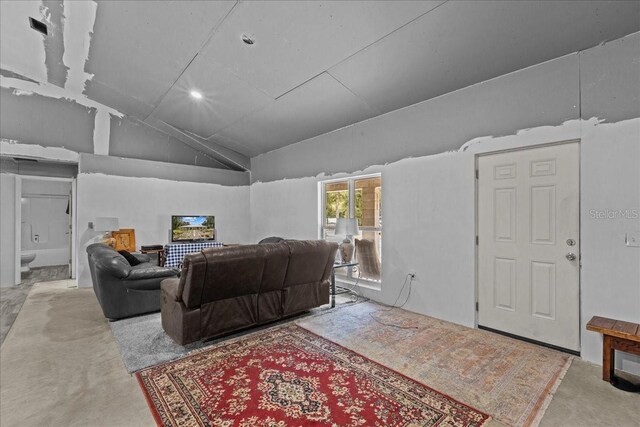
<box><xmin>298</xmin><ymin>302</ymin><xmax>572</xmax><ymax>427</ymax></box>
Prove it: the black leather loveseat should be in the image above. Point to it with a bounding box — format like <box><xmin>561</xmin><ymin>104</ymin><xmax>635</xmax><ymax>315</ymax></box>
<box><xmin>86</xmin><ymin>243</ymin><xmax>178</xmax><ymax>320</ymax></box>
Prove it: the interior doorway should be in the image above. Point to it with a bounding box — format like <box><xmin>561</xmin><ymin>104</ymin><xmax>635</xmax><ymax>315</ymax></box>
<box><xmin>15</xmin><ymin>176</ymin><xmax>76</xmax><ymax>284</ymax></box>
<box><xmin>476</xmin><ymin>141</ymin><xmax>580</xmax><ymax>352</ymax></box>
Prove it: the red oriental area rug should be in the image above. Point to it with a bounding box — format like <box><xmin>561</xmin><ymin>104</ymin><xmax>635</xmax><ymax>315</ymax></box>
<box><xmin>136</xmin><ymin>325</ymin><xmax>491</xmax><ymax>427</ymax></box>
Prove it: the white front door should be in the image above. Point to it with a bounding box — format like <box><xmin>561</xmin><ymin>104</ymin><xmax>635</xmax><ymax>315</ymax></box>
<box><xmin>477</xmin><ymin>142</ymin><xmax>580</xmax><ymax>351</ymax></box>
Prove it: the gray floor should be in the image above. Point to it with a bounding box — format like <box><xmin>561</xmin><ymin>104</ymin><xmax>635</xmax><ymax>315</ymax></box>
<box><xmin>0</xmin><ymin>265</ymin><xmax>69</xmax><ymax>346</ymax></box>
<box><xmin>1</xmin><ymin>281</ymin><xmax>638</xmax><ymax>427</ymax></box>
<box><xmin>540</xmin><ymin>362</ymin><xmax>640</xmax><ymax>427</ymax></box>
<box><xmin>111</xmin><ymin>292</ymin><xmax>361</xmax><ymax>372</ymax></box>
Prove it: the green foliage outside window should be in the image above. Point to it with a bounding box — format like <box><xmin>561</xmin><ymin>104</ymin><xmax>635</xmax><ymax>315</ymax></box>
<box><xmin>325</xmin><ymin>190</ymin><xmax>349</xmax><ymax>221</ymax></box>
<box><xmin>325</xmin><ymin>188</ymin><xmax>367</xmax><ymax>225</ymax></box>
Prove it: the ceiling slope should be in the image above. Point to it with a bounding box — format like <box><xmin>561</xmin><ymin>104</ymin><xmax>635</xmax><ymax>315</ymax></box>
<box><xmin>213</xmin><ymin>72</ymin><xmax>380</xmax><ymax>156</ymax></box>
<box><xmin>2</xmin><ymin>1</ymin><xmax>639</xmax><ymax>165</ymax></box>
<box><xmin>84</xmin><ymin>1</ymin><xmax>237</xmax><ymax>118</ymax></box>
<box><xmin>329</xmin><ymin>0</ymin><xmax>640</xmax><ymax>116</ymax></box>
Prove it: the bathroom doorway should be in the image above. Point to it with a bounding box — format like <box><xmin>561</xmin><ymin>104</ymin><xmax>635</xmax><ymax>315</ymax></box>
<box><xmin>16</xmin><ymin>176</ymin><xmax>75</xmax><ymax>283</ymax></box>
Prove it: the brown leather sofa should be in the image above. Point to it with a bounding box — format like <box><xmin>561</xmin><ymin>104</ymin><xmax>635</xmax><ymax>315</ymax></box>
<box><xmin>160</xmin><ymin>240</ymin><xmax>338</xmax><ymax>345</ymax></box>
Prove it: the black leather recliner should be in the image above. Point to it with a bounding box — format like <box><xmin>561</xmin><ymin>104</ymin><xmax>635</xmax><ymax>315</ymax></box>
<box><xmin>86</xmin><ymin>243</ymin><xmax>178</xmax><ymax>321</ymax></box>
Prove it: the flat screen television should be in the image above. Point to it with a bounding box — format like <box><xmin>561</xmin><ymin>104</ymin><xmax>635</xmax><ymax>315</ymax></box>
<box><xmin>171</xmin><ymin>215</ymin><xmax>216</xmax><ymax>242</ymax></box>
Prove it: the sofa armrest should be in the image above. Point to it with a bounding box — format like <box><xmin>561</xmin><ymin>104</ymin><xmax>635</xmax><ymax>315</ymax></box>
<box><xmin>95</xmin><ymin>257</ymin><xmax>130</xmax><ymax>279</ymax></box>
<box><xmin>127</xmin><ymin>267</ymin><xmax>177</xmax><ymax>280</ymax></box>
<box><xmin>161</xmin><ymin>278</ymin><xmax>182</xmax><ymax>302</ymax></box>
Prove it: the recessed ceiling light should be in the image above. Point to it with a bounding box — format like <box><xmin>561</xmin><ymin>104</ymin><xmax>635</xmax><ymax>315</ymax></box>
<box><xmin>190</xmin><ymin>90</ymin><xmax>203</xmax><ymax>100</ymax></box>
<box><xmin>241</xmin><ymin>34</ymin><xmax>255</xmax><ymax>45</ymax></box>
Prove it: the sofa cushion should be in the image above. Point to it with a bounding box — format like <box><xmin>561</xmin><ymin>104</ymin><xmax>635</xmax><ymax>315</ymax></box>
<box><xmin>201</xmin><ymin>294</ymin><xmax>258</xmax><ymax>338</ymax></box>
<box><xmin>259</xmin><ymin>243</ymin><xmax>290</xmax><ymax>292</ymax></box>
<box><xmin>179</xmin><ymin>253</ymin><xmax>208</xmax><ymax>309</ymax></box>
<box><xmin>200</xmin><ymin>245</ymin><xmax>266</xmax><ymax>302</ymax></box>
<box><xmin>283</xmin><ymin>240</ymin><xmax>334</xmax><ymax>287</ymax></box>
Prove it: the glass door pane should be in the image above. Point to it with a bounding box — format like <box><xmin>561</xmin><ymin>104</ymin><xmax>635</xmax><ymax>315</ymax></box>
<box><xmin>324</xmin><ymin>181</ymin><xmax>349</xmax><ymax>229</ymax></box>
<box><xmin>354</xmin><ymin>177</ymin><xmax>381</xmax><ymax>228</ymax></box>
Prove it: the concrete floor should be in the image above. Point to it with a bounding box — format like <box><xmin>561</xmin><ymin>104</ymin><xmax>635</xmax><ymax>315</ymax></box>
<box><xmin>0</xmin><ymin>265</ymin><xmax>69</xmax><ymax>345</ymax></box>
<box><xmin>0</xmin><ymin>281</ymin><xmax>152</xmax><ymax>427</ymax></box>
<box><xmin>1</xmin><ymin>281</ymin><xmax>638</xmax><ymax>427</ymax></box>
<box><xmin>540</xmin><ymin>362</ymin><xmax>640</xmax><ymax>427</ymax></box>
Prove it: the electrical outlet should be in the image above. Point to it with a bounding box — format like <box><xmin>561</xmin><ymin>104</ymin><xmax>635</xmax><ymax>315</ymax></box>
<box><xmin>626</xmin><ymin>231</ymin><xmax>640</xmax><ymax>247</ymax></box>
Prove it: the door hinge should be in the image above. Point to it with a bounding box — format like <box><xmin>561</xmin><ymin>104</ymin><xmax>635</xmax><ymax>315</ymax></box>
<box><xmin>475</xmin><ymin>169</ymin><xmax>479</xmax><ymax>179</ymax></box>
<box><xmin>476</xmin><ymin>301</ymin><xmax>479</xmax><ymax>311</ymax></box>
<box><xmin>476</xmin><ymin>235</ymin><xmax>479</xmax><ymax>245</ymax></box>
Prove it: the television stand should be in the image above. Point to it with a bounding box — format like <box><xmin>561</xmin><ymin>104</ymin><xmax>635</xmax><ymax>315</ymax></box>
<box><xmin>164</xmin><ymin>241</ymin><xmax>224</xmax><ymax>268</ymax></box>
<box><xmin>140</xmin><ymin>246</ymin><xmax>166</xmax><ymax>266</ymax></box>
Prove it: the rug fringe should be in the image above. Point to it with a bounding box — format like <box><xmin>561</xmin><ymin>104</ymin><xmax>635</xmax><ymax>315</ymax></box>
<box><xmin>528</xmin><ymin>356</ymin><xmax>574</xmax><ymax>427</ymax></box>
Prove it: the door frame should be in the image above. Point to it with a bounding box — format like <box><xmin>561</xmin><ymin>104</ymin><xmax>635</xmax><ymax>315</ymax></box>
<box><xmin>14</xmin><ymin>175</ymin><xmax>77</xmax><ymax>284</ymax></box>
<box><xmin>473</xmin><ymin>139</ymin><xmax>582</xmax><ymax>352</ymax></box>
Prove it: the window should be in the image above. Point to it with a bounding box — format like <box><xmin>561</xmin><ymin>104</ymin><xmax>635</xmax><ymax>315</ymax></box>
<box><xmin>321</xmin><ymin>175</ymin><xmax>382</xmax><ymax>282</ymax></box>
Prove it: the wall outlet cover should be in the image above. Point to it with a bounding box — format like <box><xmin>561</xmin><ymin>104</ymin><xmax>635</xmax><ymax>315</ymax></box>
<box><xmin>625</xmin><ymin>231</ymin><xmax>640</xmax><ymax>247</ymax></box>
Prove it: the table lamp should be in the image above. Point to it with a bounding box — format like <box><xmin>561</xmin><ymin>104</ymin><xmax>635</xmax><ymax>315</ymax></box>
<box><xmin>335</xmin><ymin>218</ymin><xmax>359</xmax><ymax>263</ymax></box>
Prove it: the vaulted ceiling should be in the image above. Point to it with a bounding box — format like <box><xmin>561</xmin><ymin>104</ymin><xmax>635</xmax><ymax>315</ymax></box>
<box><xmin>1</xmin><ymin>1</ymin><xmax>639</xmax><ymax>168</ymax></box>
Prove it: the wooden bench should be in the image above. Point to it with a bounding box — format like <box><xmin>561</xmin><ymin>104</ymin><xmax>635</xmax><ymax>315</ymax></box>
<box><xmin>586</xmin><ymin>316</ymin><xmax>640</xmax><ymax>389</ymax></box>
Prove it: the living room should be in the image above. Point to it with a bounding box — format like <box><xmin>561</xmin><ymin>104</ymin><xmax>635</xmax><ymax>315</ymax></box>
<box><xmin>1</xmin><ymin>1</ymin><xmax>639</xmax><ymax>426</ymax></box>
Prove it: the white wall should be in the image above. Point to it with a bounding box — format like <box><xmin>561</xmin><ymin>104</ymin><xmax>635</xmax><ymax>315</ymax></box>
<box><xmin>0</xmin><ymin>173</ymin><xmax>16</xmax><ymax>286</ymax></box>
<box><xmin>580</xmin><ymin>119</ymin><xmax>640</xmax><ymax>374</ymax></box>
<box><xmin>382</xmin><ymin>153</ymin><xmax>477</xmax><ymax>325</ymax></box>
<box><xmin>249</xmin><ymin>33</ymin><xmax>640</xmax><ymax>373</ymax></box>
<box><xmin>76</xmin><ymin>173</ymin><xmax>250</xmax><ymax>287</ymax></box>
<box><xmin>251</xmin><ymin>50</ymin><xmax>582</xmax><ymax>329</ymax></box>
<box><xmin>251</xmin><ymin>177</ymin><xmax>319</xmax><ymax>242</ymax></box>
<box><xmin>578</xmin><ymin>33</ymin><xmax>640</xmax><ymax>373</ymax></box>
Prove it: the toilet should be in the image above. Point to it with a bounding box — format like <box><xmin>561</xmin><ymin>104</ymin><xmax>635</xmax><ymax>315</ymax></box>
<box><xmin>20</xmin><ymin>252</ymin><xmax>36</xmax><ymax>273</ymax></box>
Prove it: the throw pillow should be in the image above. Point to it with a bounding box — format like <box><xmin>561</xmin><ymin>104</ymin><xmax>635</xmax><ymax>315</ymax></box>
<box><xmin>118</xmin><ymin>250</ymin><xmax>141</xmax><ymax>266</ymax></box>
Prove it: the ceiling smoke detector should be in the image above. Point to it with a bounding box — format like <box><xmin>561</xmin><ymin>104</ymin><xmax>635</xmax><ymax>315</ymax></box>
<box><xmin>241</xmin><ymin>34</ymin><xmax>255</xmax><ymax>45</ymax></box>
<box><xmin>29</xmin><ymin>17</ymin><xmax>48</xmax><ymax>36</ymax></box>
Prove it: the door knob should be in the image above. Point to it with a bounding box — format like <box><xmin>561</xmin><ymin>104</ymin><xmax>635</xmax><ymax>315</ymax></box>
<box><xmin>566</xmin><ymin>253</ymin><xmax>576</xmax><ymax>261</ymax></box>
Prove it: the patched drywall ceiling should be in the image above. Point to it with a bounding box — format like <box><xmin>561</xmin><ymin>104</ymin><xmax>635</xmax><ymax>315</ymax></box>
<box><xmin>1</xmin><ymin>0</ymin><xmax>639</xmax><ymax>165</ymax></box>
